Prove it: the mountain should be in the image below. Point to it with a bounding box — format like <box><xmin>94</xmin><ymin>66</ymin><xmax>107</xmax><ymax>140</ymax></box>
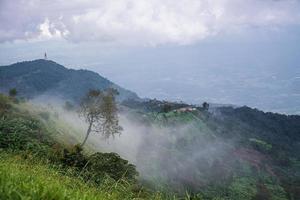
<box><xmin>119</xmin><ymin>98</ymin><xmax>300</xmax><ymax>199</ymax></box>
<box><xmin>0</xmin><ymin>59</ymin><xmax>139</xmax><ymax>102</ymax></box>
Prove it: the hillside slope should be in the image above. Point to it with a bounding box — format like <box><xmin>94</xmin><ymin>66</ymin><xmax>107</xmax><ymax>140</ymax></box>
<box><xmin>1</xmin><ymin>86</ymin><xmax>300</xmax><ymax>199</ymax></box>
<box><xmin>0</xmin><ymin>59</ymin><xmax>139</xmax><ymax>102</ymax></box>
<box><xmin>0</xmin><ymin>94</ymin><xmax>178</xmax><ymax>200</ymax></box>
<box><xmin>116</xmin><ymin>100</ymin><xmax>300</xmax><ymax>199</ymax></box>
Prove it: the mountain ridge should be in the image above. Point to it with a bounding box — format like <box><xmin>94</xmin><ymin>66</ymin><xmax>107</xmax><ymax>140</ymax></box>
<box><xmin>0</xmin><ymin>59</ymin><xmax>139</xmax><ymax>102</ymax></box>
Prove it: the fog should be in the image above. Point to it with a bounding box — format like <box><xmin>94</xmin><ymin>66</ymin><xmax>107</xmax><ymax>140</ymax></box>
<box><xmin>31</xmin><ymin>96</ymin><xmax>235</xmax><ymax>192</ymax></box>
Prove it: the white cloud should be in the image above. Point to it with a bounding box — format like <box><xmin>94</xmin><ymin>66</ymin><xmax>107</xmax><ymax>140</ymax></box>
<box><xmin>0</xmin><ymin>0</ymin><xmax>300</xmax><ymax>45</ymax></box>
<box><xmin>34</xmin><ymin>18</ymin><xmax>69</xmax><ymax>41</ymax></box>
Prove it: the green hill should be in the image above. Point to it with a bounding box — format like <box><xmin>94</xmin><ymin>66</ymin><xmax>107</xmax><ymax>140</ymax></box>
<box><xmin>0</xmin><ymin>59</ymin><xmax>139</xmax><ymax>102</ymax></box>
<box><xmin>0</xmin><ymin>94</ymin><xmax>181</xmax><ymax>200</ymax></box>
<box><xmin>120</xmin><ymin>100</ymin><xmax>300</xmax><ymax>199</ymax></box>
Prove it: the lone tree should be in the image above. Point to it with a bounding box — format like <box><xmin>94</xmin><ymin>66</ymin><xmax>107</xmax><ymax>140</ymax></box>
<box><xmin>9</xmin><ymin>88</ymin><xmax>17</xmax><ymax>98</ymax></box>
<box><xmin>79</xmin><ymin>88</ymin><xmax>122</xmax><ymax>147</ymax></box>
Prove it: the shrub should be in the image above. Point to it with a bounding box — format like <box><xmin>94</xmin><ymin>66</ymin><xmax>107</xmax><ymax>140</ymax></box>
<box><xmin>56</xmin><ymin>145</ymin><xmax>138</xmax><ymax>185</ymax></box>
<box><xmin>84</xmin><ymin>152</ymin><xmax>138</xmax><ymax>184</ymax></box>
<box><xmin>0</xmin><ymin>116</ymin><xmax>53</xmax><ymax>157</ymax></box>
<box><xmin>59</xmin><ymin>144</ymin><xmax>87</xmax><ymax>168</ymax></box>
<box><xmin>0</xmin><ymin>94</ymin><xmax>11</xmax><ymax>114</ymax></box>
<box><xmin>9</xmin><ymin>88</ymin><xmax>17</xmax><ymax>97</ymax></box>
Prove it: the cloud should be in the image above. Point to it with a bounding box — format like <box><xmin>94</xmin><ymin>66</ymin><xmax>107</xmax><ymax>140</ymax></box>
<box><xmin>0</xmin><ymin>0</ymin><xmax>300</xmax><ymax>45</ymax></box>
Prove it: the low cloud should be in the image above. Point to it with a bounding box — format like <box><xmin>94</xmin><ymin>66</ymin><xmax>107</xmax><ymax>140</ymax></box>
<box><xmin>32</xmin><ymin>97</ymin><xmax>233</xmax><ymax>191</ymax></box>
<box><xmin>0</xmin><ymin>0</ymin><xmax>300</xmax><ymax>45</ymax></box>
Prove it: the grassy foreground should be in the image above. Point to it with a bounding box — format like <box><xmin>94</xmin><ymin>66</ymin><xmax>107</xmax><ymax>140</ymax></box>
<box><xmin>0</xmin><ymin>152</ymin><xmax>173</xmax><ymax>200</ymax></box>
<box><xmin>0</xmin><ymin>152</ymin><xmax>117</xmax><ymax>200</ymax></box>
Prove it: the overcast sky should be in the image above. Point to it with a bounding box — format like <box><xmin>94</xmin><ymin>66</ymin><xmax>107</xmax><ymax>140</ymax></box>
<box><xmin>0</xmin><ymin>0</ymin><xmax>300</xmax><ymax>113</ymax></box>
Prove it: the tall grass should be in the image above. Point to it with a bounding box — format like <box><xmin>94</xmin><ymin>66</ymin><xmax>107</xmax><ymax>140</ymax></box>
<box><xmin>0</xmin><ymin>152</ymin><xmax>184</xmax><ymax>200</ymax></box>
<box><xmin>0</xmin><ymin>152</ymin><xmax>133</xmax><ymax>200</ymax></box>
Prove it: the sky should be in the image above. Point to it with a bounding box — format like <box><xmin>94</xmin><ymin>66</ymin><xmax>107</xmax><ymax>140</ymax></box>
<box><xmin>0</xmin><ymin>0</ymin><xmax>300</xmax><ymax>114</ymax></box>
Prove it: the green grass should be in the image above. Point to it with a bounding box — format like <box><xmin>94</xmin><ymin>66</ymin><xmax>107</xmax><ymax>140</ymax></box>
<box><xmin>0</xmin><ymin>152</ymin><xmax>182</xmax><ymax>200</ymax></box>
<box><xmin>0</xmin><ymin>152</ymin><xmax>111</xmax><ymax>200</ymax></box>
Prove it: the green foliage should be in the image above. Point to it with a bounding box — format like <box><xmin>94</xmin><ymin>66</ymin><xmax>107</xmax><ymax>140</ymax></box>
<box><xmin>249</xmin><ymin>138</ymin><xmax>272</xmax><ymax>152</ymax></box>
<box><xmin>265</xmin><ymin>183</ymin><xmax>288</xmax><ymax>200</ymax></box>
<box><xmin>57</xmin><ymin>145</ymin><xmax>139</xmax><ymax>185</ymax></box>
<box><xmin>0</xmin><ymin>93</ymin><xmax>11</xmax><ymax>114</ymax></box>
<box><xmin>0</xmin><ymin>116</ymin><xmax>137</xmax><ymax>188</ymax></box>
<box><xmin>0</xmin><ymin>59</ymin><xmax>139</xmax><ymax>102</ymax></box>
<box><xmin>121</xmin><ymin>101</ymin><xmax>300</xmax><ymax>198</ymax></box>
<box><xmin>0</xmin><ymin>94</ymin><xmax>139</xmax><ymax>194</ymax></box>
<box><xmin>122</xmin><ymin>99</ymin><xmax>190</xmax><ymax>113</ymax></box>
<box><xmin>59</xmin><ymin>144</ymin><xmax>87</xmax><ymax>168</ymax></box>
<box><xmin>85</xmin><ymin>152</ymin><xmax>138</xmax><ymax>184</ymax></box>
<box><xmin>1</xmin><ymin>92</ymin><xmax>300</xmax><ymax>199</ymax></box>
<box><xmin>0</xmin><ymin>116</ymin><xmax>53</xmax><ymax>157</ymax></box>
<box><xmin>253</xmin><ymin>182</ymin><xmax>272</xmax><ymax>200</ymax></box>
<box><xmin>228</xmin><ymin>177</ymin><xmax>257</xmax><ymax>200</ymax></box>
<box><xmin>79</xmin><ymin>89</ymin><xmax>122</xmax><ymax>146</ymax></box>
<box><xmin>0</xmin><ymin>152</ymin><xmax>144</xmax><ymax>200</ymax></box>
<box><xmin>0</xmin><ymin>152</ymin><xmax>182</xmax><ymax>200</ymax></box>
<box><xmin>9</xmin><ymin>88</ymin><xmax>17</xmax><ymax>97</ymax></box>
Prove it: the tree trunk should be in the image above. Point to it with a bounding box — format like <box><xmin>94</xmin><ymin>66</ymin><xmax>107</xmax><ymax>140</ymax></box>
<box><xmin>81</xmin><ymin>121</ymin><xmax>93</xmax><ymax>147</ymax></box>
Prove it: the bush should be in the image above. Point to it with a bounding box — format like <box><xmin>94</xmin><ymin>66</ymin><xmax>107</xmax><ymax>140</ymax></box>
<box><xmin>56</xmin><ymin>145</ymin><xmax>138</xmax><ymax>185</ymax></box>
<box><xmin>0</xmin><ymin>115</ymin><xmax>54</xmax><ymax>158</ymax></box>
<box><xmin>59</xmin><ymin>144</ymin><xmax>87</xmax><ymax>168</ymax></box>
<box><xmin>0</xmin><ymin>94</ymin><xmax>11</xmax><ymax>114</ymax></box>
<box><xmin>9</xmin><ymin>88</ymin><xmax>17</xmax><ymax>97</ymax></box>
<box><xmin>84</xmin><ymin>152</ymin><xmax>138</xmax><ymax>184</ymax></box>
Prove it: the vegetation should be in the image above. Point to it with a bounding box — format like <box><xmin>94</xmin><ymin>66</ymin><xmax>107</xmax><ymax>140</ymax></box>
<box><xmin>122</xmin><ymin>98</ymin><xmax>196</xmax><ymax>113</ymax></box>
<box><xmin>122</xmin><ymin>100</ymin><xmax>300</xmax><ymax>199</ymax></box>
<box><xmin>0</xmin><ymin>88</ymin><xmax>300</xmax><ymax>199</ymax></box>
<box><xmin>0</xmin><ymin>94</ymin><xmax>148</xmax><ymax>200</ymax></box>
<box><xmin>0</xmin><ymin>153</ymin><xmax>125</xmax><ymax>200</ymax></box>
<box><xmin>0</xmin><ymin>94</ymin><xmax>11</xmax><ymax>114</ymax></box>
<box><xmin>9</xmin><ymin>88</ymin><xmax>17</xmax><ymax>97</ymax></box>
<box><xmin>0</xmin><ymin>59</ymin><xmax>139</xmax><ymax>101</ymax></box>
<box><xmin>79</xmin><ymin>89</ymin><xmax>122</xmax><ymax>146</ymax></box>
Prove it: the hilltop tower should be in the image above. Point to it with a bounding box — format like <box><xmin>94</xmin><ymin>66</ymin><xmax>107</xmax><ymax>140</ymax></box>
<box><xmin>44</xmin><ymin>52</ymin><xmax>47</xmax><ymax>60</ymax></box>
